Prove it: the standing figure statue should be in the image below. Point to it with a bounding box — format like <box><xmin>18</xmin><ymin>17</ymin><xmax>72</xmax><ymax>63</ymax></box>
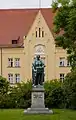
<box><xmin>32</xmin><ymin>55</ymin><xmax>45</xmax><ymax>87</ymax></box>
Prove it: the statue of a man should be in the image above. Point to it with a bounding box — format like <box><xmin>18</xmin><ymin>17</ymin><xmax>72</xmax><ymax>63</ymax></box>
<box><xmin>32</xmin><ymin>55</ymin><xmax>45</xmax><ymax>87</ymax></box>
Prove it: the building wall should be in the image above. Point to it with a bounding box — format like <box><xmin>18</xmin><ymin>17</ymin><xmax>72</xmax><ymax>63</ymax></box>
<box><xmin>0</xmin><ymin>11</ymin><xmax>71</xmax><ymax>83</ymax></box>
<box><xmin>1</xmin><ymin>48</ymin><xmax>27</xmax><ymax>83</ymax></box>
<box><xmin>24</xmin><ymin>11</ymin><xmax>56</xmax><ymax>80</ymax></box>
<box><xmin>55</xmin><ymin>47</ymin><xmax>71</xmax><ymax>79</ymax></box>
<box><xmin>23</xmin><ymin>10</ymin><xmax>70</xmax><ymax>81</ymax></box>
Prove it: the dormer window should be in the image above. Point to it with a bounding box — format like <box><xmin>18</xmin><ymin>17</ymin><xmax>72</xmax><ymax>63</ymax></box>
<box><xmin>12</xmin><ymin>40</ymin><xmax>17</xmax><ymax>44</ymax></box>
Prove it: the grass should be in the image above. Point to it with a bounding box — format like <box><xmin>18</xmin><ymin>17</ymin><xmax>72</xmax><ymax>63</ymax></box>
<box><xmin>0</xmin><ymin>109</ymin><xmax>76</xmax><ymax>120</ymax></box>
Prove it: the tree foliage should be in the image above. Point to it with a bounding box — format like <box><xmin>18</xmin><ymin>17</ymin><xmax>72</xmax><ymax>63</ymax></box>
<box><xmin>52</xmin><ymin>0</ymin><xmax>76</xmax><ymax>109</ymax></box>
<box><xmin>52</xmin><ymin>0</ymin><xmax>76</xmax><ymax>69</ymax></box>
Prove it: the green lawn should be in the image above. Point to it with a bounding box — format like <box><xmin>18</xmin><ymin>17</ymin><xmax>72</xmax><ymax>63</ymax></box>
<box><xmin>0</xmin><ymin>109</ymin><xmax>76</xmax><ymax>120</ymax></box>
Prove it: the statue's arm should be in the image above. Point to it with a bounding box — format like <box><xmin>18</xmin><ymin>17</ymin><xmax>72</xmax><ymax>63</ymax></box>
<box><xmin>41</xmin><ymin>60</ymin><xmax>46</xmax><ymax>68</ymax></box>
<box><xmin>32</xmin><ymin>62</ymin><xmax>37</xmax><ymax>71</ymax></box>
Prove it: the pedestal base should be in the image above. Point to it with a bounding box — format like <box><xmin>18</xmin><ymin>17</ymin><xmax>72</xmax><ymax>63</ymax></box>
<box><xmin>24</xmin><ymin>86</ymin><xmax>53</xmax><ymax>114</ymax></box>
<box><xmin>24</xmin><ymin>108</ymin><xmax>53</xmax><ymax>114</ymax></box>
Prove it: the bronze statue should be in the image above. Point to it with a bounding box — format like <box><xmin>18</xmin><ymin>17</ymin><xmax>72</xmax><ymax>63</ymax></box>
<box><xmin>32</xmin><ymin>55</ymin><xmax>45</xmax><ymax>87</ymax></box>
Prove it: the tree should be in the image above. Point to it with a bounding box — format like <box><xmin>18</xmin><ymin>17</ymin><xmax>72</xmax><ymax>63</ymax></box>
<box><xmin>52</xmin><ymin>0</ymin><xmax>76</xmax><ymax>109</ymax></box>
<box><xmin>52</xmin><ymin>0</ymin><xmax>76</xmax><ymax>70</ymax></box>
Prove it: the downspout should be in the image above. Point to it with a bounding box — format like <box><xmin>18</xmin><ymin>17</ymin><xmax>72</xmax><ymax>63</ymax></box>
<box><xmin>1</xmin><ymin>47</ymin><xmax>2</xmax><ymax>76</ymax></box>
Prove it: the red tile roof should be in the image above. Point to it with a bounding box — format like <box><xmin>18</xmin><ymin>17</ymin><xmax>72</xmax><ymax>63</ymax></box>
<box><xmin>0</xmin><ymin>8</ymin><xmax>54</xmax><ymax>47</ymax></box>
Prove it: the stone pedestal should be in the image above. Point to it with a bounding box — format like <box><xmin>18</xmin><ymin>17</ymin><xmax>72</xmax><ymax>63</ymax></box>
<box><xmin>24</xmin><ymin>87</ymin><xmax>53</xmax><ymax>114</ymax></box>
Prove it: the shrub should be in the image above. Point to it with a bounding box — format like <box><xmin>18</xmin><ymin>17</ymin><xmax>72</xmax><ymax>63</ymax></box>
<box><xmin>8</xmin><ymin>81</ymin><xmax>32</xmax><ymax>108</ymax></box>
<box><xmin>0</xmin><ymin>80</ymin><xmax>32</xmax><ymax>109</ymax></box>
<box><xmin>44</xmin><ymin>80</ymin><xmax>64</xmax><ymax>108</ymax></box>
<box><xmin>63</xmin><ymin>69</ymin><xmax>76</xmax><ymax>109</ymax></box>
<box><xmin>1</xmin><ymin>77</ymin><xmax>76</xmax><ymax>109</ymax></box>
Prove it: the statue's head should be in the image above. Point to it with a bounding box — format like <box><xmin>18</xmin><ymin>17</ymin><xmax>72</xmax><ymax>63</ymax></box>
<box><xmin>36</xmin><ymin>55</ymin><xmax>40</xmax><ymax>60</ymax></box>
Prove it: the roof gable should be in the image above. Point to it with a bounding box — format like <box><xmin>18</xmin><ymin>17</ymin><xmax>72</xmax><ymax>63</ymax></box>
<box><xmin>0</xmin><ymin>8</ymin><xmax>54</xmax><ymax>46</ymax></box>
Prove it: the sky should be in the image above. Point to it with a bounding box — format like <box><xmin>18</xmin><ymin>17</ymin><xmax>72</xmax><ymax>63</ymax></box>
<box><xmin>0</xmin><ymin>0</ymin><xmax>53</xmax><ymax>9</ymax></box>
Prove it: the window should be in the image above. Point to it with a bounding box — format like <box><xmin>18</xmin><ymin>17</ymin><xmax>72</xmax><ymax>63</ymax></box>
<box><xmin>8</xmin><ymin>73</ymin><xmax>13</xmax><ymax>84</ymax></box>
<box><xmin>15</xmin><ymin>74</ymin><xmax>20</xmax><ymax>83</ymax></box>
<box><xmin>42</xmin><ymin>31</ymin><xmax>44</xmax><ymax>37</ymax></box>
<box><xmin>60</xmin><ymin>73</ymin><xmax>65</xmax><ymax>82</ymax></box>
<box><xmin>67</xmin><ymin>59</ymin><xmax>70</xmax><ymax>66</ymax></box>
<box><xmin>39</xmin><ymin>28</ymin><xmax>41</xmax><ymax>37</ymax></box>
<box><xmin>36</xmin><ymin>28</ymin><xmax>44</xmax><ymax>38</ymax></box>
<box><xmin>14</xmin><ymin>58</ymin><xmax>20</xmax><ymax>67</ymax></box>
<box><xmin>8</xmin><ymin>58</ymin><xmax>13</xmax><ymax>67</ymax></box>
<box><xmin>59</xmin><ymin>57</ymin><xmax>65</xmax><ymax>66</ymax></box>
<box><xmin>36</xmin><ymin>31</ymin><xmax>37</xmax><ymax>37</ymax></box>
<box><xmin>12</xmin><ymin>40</ymin><xmax>17</xmax><ymax>44</ymax></box>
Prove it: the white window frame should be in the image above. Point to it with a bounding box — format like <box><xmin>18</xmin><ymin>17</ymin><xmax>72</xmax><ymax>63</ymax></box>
<box><xmin>15</xmin><ymin>74</ymin><xmax>20</xmax><ymax>83</ymax></box>
<box><xmin>14</xmin><ymin>58</ymin><xmax>20</xmax><ymax>67</ymax></box>
<box><xmin>8</xmin><ymin>58</ymin><xmax>13</xmax><ymax>67</ymax></box>
<box><xmin>8</xmin><ymin>73</ymin><xmax>13</xmax><ymax>84</ymax></box>
<box><xmin>59</xmin><ymin>57</ymin><xmax>65</xmax><ymax>67</ymax></box>
<box><xmin>60</xmin><ymin>73</ymin><xmax>65</xmax><ymax>82</ymax></box>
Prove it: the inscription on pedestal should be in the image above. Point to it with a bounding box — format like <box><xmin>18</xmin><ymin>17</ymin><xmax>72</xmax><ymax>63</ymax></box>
<box><xmin>33</xmin><ymin>93</ymin><xmax>43</xmax><ymax>98</ymax></box>
<box><xmin>31</xmin><ymin>91</ymin><xmax>45</xmax><ymax>108</ymax></box>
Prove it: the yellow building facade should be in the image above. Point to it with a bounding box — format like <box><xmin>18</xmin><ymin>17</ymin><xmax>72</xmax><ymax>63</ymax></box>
<box><xmin>0</xmin><ymin>9</ymin><xmax>70</xmax><ymax>84</ymax></box>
